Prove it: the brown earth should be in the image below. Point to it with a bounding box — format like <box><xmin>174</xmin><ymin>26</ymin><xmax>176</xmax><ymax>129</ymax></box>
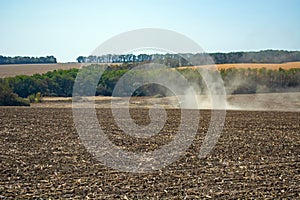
<box><xmin>0</xmin><ymin>63</ymin><xmax>82</xmax><ymax>78</ymax></box>
<box><xmin>0</xmin><ymin>63</ymin><xmax>122</xmax><ymax>78</ymax></box>
<box><xmin>0</xmin><ymin>107</ymin><xmax>299</xmax><ymax>199</ymax></box>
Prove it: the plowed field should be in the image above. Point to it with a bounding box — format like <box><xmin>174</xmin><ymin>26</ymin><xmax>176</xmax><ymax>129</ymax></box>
<box><xmin>0</xmin><ymin>107</ymin><xmax>299</xmax><ymax>199</ymax></box>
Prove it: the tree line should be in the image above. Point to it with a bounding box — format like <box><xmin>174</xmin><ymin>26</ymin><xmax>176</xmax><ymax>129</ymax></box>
<box><xmin>77</xmin><ymin>50</ymin><xmax>300</xmax><ymax>66</ymax></box>
<box><xmin>0</xmin><ymin>55</ymin><xmax>57</xmax><ymax>65</ymax></box>
<box><xmin>1</xmin><ymin>63</ymin><xmax>299</xmax><ymax>106</ymax></box>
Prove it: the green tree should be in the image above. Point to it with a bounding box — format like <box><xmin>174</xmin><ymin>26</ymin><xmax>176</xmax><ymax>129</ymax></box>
<box><xmin>0</xmin><ymin>79</ymin><xmax>29</xmax><ymax>106</ymax></box>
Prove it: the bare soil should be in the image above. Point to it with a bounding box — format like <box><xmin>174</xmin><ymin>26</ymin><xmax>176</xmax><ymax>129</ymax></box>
<box><xmin>0</xmin><ymin>63</ymin><xmax>83</xmax><ymax>78</ymax></box>
<box><xmin>0</xmin><ymin>107</ymin><xmax>299</xmax><ymax>199</ymax></box>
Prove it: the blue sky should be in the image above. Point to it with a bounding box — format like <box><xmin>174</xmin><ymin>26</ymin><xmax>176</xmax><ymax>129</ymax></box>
<box><xmin>1</xmin><ymin>0</ymin><xmax>300</xmax><ymax>62</ymax></box>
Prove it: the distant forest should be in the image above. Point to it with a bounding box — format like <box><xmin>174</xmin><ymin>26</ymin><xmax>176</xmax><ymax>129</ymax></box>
<box><xmin>0</xmin><ymin>55</ymin><xmax>57</xmax><ymax>65</ymax></box>
<box><xmin>77</xmin><ymin>50</ymin><xmax>300</xmax><ymax>67</ymax></box>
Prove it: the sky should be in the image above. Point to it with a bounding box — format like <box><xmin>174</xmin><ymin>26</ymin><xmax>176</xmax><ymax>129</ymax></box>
<box><xmin>0</xmin><ymin>0</ymin><xmax>300</xmax><ymax>62</ymax></box>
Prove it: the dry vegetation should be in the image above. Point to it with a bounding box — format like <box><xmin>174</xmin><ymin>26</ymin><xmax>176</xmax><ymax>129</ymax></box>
<box><xmin>216</xmin><ymin>61</ymin><xmax>300</xmax><ymax>70</ymax></box>
<box><xmin>0</xmin><ymin>107</ymin><xmax>299</xmax><ymax>199</ymax></box>
<box><xmin>177</xmin><ymin>61</ymin><xmax>300</xmax><ymax>70</ymax></box>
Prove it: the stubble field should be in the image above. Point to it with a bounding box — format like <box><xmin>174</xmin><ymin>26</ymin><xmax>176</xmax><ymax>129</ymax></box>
<box><xmin>178</xmin><ymin>61</ymin><xmax>300</xmax><ymax>70</ymax></box>
<box><xmin>0</xmin><ymin>107</ymin><xmax>299</xmax><ymax>199</ymax></box>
